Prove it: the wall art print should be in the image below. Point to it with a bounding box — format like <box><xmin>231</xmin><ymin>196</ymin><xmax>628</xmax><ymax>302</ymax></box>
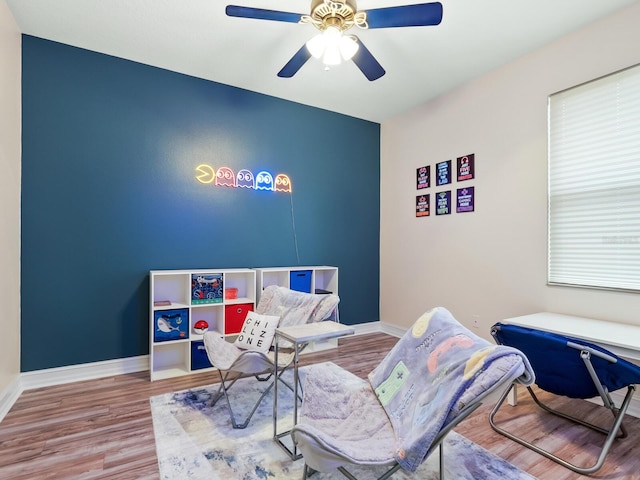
<box><xmin>436</xmin><ymin>160</ymin><xmax>452</xmax><ymax>186</ymax></box>
<box><xmin>457</xmin><ymin>187</ymin><xmax>475</xmax><ymax>213</ymax></box>
<box><xmin>436</xmin><ymin>191</ymin><xmax>451</xmax><ymax>215</ymax></box>
<box><xmin>416</xmin><ymin>194</ymin><xmax>430</xmax><ymax>217</ymax></box>
<box><xmin>457</xmin><ymin>154</ymin><xmax>475</xmax><ymax>181</ymax></box>
<box><xmin>417</xmin><ymin>165</ymin><xmax>430</xmax><ymax>189</ymax></box>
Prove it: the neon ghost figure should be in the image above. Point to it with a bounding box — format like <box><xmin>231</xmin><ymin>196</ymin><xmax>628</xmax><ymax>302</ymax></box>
<box><xmin>274</xmin><ymin>174</ymin><xmax>292</xmax><ymax>193</ymax></box>
<box><xmin>215</xmin><ymin>167</ymin><xmax>235</xmax><ymax>187</ymax></box>
<box><xmin>255</xmin><ymin>171</ymin><xmax>274</xmax><ymax>191</ymax></box>
<box><xmin>236</xmin><ymin>169</ymin><xmax>255</xmax><ymax>189</ymax></box>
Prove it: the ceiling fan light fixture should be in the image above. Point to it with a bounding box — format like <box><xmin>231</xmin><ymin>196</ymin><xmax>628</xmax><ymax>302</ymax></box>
<box><xmin>306</xmin><ymin>33</ymin><xmax>326</xmax><ymax>58</ymax></box>
<box><xmin>338</xmin><ymin>35</ymin><xmax>359</xmax><ymax>61</ymax></box>
<box><xmin>306</xmin><ymin>26</ymin><xmax>359</xmax><ymax>66</ymax></box>
<box><xmin>323</xmin><ymin>43</ymin><xmax>342</xmax><ymax>66</ymax></box>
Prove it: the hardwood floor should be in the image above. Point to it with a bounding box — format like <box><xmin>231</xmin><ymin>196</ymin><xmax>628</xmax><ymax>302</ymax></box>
<box><xmin>1</xmin><ymin>333</ymin><xmax>639</xmax><ymax>479</ymax></box>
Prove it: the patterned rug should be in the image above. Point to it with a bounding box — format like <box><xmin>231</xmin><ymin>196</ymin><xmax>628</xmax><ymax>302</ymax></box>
<box><xmin>150</xmin><ymin>365</ymin><xmax>537</xmax><ymax>480</ymax></box>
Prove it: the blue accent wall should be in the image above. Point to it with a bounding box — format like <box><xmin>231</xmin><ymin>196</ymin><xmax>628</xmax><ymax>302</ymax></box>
<box><xmin>21</xmin><ymin>36</ymin><xmax>380</xmax><ymax>372</ymax></box>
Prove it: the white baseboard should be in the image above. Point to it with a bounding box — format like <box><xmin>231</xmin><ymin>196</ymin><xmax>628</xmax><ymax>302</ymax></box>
<box><xmin>0</xmin><ymin>375</ymin><xmax>23</xmax><ymax>423</ymax></box>
<box><xmin>378</xmin><ymin>322</ymin><xmax>405</xmax><ymax>338</ymax></box>
<box><xmin>20</xmin><ymin>355</ymin><xmax>150</xmax><ymax>390</ymax></box>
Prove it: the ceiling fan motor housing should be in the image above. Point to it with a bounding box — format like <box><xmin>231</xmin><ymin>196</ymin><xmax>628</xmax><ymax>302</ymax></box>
<box><xmin>310</xmin><ymin>0</ymin><xmax>359</xmax><ymax>31</ymax></box>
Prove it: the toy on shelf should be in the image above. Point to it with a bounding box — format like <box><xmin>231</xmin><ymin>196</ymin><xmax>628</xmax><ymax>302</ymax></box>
<box><xmin>225</xmin><ymin>287</ymin><xmax>238</xmax><ymax>300</ymax></box>
<box><xmin>192</xmin><ymin>274</ymin><xmax>223</xmax><ymax>304</ymax></box>
<box><xmin>193</xmin><ymin>320</ymin><xmax>209</xmax><ymax>334</ymax></box>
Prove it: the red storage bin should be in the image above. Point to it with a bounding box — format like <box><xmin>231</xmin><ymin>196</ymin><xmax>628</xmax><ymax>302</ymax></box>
<box><xmin>225</xmin><ymin>303</ymin><xmax>253</xmax><ymax>334</ymax></box>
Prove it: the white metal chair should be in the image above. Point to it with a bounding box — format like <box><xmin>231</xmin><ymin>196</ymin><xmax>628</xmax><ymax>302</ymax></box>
<box><xmin>203</xmin><ymin>285</ymin><xmax>340</xmax><ymax>429</ymax></box>
<box><xmin>291</xmin><ymin>307</ymin><xmax>534</xmax><ymax>479</ymax></box>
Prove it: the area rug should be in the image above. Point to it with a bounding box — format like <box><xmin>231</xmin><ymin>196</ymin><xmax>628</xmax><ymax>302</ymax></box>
<box><xmin>150</xmin><ymin>364</ymin><xmax>537</xmax><ymax>480</ymax></box>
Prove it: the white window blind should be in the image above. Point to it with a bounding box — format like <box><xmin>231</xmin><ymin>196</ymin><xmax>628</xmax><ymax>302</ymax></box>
<box><xmin>548</xmin><ymin>64</ymin><xmax>640</xmax><ymax>291</ymax></box>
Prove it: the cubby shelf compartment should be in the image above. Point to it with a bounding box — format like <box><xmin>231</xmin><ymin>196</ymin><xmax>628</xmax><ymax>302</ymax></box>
<box><xmin>254</xmin><ymin>266</ymin><xmax>338</xmax><ymax>301</ymax></box>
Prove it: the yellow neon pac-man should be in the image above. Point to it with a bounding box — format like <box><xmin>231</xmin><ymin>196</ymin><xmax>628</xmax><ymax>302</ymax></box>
<box><xmin>195</xmin><ymin>164</ymin><xmax>215</xmax><ymax>184</ymax></box>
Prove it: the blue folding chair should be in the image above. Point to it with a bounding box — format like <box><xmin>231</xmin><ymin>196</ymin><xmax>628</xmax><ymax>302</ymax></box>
<box><xmin>490</xmin><ymin>322</ymin><xmax>640</xmax><ymax>474</ymax></box>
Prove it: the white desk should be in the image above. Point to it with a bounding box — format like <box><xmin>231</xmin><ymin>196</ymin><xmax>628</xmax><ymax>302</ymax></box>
<box><xmin>504</xmin><ymin>312</ymin><xmax>640</xmax><ymax>362</ymax></box>
<box><xmin>272</xmin><ymin>321</ymin><xmax>355</xmax><ymax>460</ymax></box>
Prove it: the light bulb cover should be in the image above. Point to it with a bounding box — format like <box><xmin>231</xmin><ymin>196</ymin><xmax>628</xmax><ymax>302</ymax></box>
<box><xmin>306</xmin><ymin>33</ymin><xmax>326</xmax><ymax>59</ymax></box>
<box><xmin>323</xmin><ymin>44</ymin><xmax>342</xmax><ymax>65</ymax></box>
<box><xmin>339</xmin><ymin>35</ymin><xmax>359</xmax><ymax>61</ymax></box>
<box><xmin>306</xmin><ymin>26</ymin><xmax>358</xmax><ymax>67</ymax></box>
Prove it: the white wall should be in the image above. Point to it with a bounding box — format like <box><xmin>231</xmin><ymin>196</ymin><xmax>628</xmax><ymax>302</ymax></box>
<box><xmin>380</xmin><ymin>3</ymin><xmax>640</xmax><ymax>337</ymax></box>
<box><xmin>0</xmin><ymin>0</ymin><xmax>21</xmax><ymax>408</ymax></box>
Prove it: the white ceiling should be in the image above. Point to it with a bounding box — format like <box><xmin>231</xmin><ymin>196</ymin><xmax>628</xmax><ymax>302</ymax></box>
<box><xmin>6</xmin><ymin>0</ymin><xmax>639</xmax><ymax>122</ymax></box>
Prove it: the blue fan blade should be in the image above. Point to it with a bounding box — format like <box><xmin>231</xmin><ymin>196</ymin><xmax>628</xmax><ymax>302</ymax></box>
<box><xmin>366</xmin><ymin>2</ymin><xmax>443</xmax><ymax>28</ymax></box>
<box><xmin>226</xmin><ymin>5</ymin><xmax>302</xmax><ymax>23</ymax></box>
<box><xmin>277</xmin><ymin>45</ymin><xmax>312</xmax><ymax>78</ymax></box>
<box><xmin>352</xmin><ymin>39</ymin><xmax>385</xmax><ymax>81</ymax></box>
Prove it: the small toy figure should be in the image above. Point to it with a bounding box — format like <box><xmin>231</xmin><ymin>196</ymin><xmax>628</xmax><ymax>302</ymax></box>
<box><xmin>194</xmin><ymin>320</ymin><xmax>209</xmax><ymax>334</ymax></box>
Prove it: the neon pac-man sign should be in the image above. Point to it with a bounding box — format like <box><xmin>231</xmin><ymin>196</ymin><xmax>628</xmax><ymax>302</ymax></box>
<box><xmin>195</xmin><ymin>164</ymin><xmax>292</xmax><ymax>193</ymax></box>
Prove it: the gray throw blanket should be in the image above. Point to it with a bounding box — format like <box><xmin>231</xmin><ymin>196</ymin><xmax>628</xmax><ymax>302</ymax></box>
<box><xmin>367</xmin><ymin>307</ymin><xmax>534</xmax><ymax>472</ymax></box>
<box><xmin>295</xmin><ymin>307</ymin><xmax>534</xmax><ymax>474</ymax></box>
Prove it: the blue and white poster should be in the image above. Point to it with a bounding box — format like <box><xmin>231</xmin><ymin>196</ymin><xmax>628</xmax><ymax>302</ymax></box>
<box><xmin>436</xmin><ymin>160</ymin><xmax>452</xmax><ymax>186</ymax></box>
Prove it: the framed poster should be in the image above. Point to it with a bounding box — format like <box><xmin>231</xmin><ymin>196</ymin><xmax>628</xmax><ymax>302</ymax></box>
<box><xmin>457</xmin><ymin>187</ymin><xmax>475</xmax><ymax>213</ymax></box>
<box><xmin>436</xmin><ymin>191</ymin><xmax>451</xmax><ymax>215</ymax></box>
<box><xmin>436</xmin><ymin>160</ymin><xmax>452</xmax><ymax>186</ymax></box>
<box><xmin>457</xmin><ymin>154</ymin><xmax>475</xmax><ymax>181</ymax></box>
<box><xmin>417</xmin><ymin>165</ymin><xmax>430</xmax><ymax>189</ymax></box>
<box><xmin>416</xmin><ymin>194</ymin><xmax>430</xmax><ymax>217</ymax></box>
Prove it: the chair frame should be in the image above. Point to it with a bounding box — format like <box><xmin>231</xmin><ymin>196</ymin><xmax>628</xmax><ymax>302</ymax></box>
<box><xmin>299</xmin><ymin>402</ymin><xmax>481</xmax><ymax>480</ymax></box>
<box><xmin>204</xmin><ymin>286</ymin><xmax>340</xmax><ymax>430</ymax></box>
<box><xmin>490</xmin><ymin>325</ymin><xmax>637</xmax><ymax>475</ymax></box>
<box><xmin>211</xmin><ymin>362</ymin><xmax>296</xmax><ymax>429</ymax></box>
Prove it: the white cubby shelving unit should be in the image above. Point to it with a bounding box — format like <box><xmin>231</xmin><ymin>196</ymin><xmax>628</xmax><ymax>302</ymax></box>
<box><xmin>255</xmin><ymin>266</ymin><xmax>338</xmax><ymax>302</ymax></box>
<box><xmin>149</xmin><ymin>268</ymin><xmax>256</xmax><ymax>381</ymax></box>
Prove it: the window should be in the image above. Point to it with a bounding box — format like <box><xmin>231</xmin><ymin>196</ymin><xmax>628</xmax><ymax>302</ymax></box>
<box><xmin>548</xmin><ymin>64</ymin><xmax>640</xmax><ymax>291</ymax></box>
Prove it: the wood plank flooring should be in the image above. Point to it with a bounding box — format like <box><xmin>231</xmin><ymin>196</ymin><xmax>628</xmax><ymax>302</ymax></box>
<box><xmin>1</xmin><ymin>333</ymin><xmax>639</xmax><ymax>479</ymax></box>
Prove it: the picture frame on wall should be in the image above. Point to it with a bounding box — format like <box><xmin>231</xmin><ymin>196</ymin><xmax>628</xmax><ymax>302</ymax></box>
<box><xmin>417</xmin><ymin>165</ymin><xmax>430</xmax><ymax>189</ymax></box>
<box><xmin>416</xmin><ymin>194</ymin><xmax>430</xmax><ymax>217</ymax></box>
<box><xmin>457</xmin><ymin>187</ymin><xmax>475</xmax><ymax>213</ymax></box>
<box><xmin>436</xmin><ymin>191</ymin><xmax>451</xmax><ymax>215</ymax></box>
<box><xmin>436</xmin><ymin>160</ymin><xmax>452</xmax><ymax>186</ymax></box>
<box><xmin>457</xmin><ymin>154</ymin><xmax>475</xmax><ymax>181</ymax></box>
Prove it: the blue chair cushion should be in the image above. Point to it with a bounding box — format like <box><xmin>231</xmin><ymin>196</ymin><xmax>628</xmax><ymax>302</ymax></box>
<box><xmin>492</xmin><ymin>323</ymin><xmax>640</xmax><ymax>399</ymax></box>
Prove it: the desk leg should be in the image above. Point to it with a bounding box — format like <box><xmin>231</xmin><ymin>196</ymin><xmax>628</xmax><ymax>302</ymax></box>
<box><xmin>273</xmin><ymin>336</ymin><xmax>279</xmax><ymax>442</ymax></box>
<box><xmin>273</xmin><ymin>337</ymin><xmax>302</xmax><ymax>460</ymax></box>
<box><xmin>292</xmin><ymin>341</ymin><xmax>300</xmax><ymax>458</ymax></box>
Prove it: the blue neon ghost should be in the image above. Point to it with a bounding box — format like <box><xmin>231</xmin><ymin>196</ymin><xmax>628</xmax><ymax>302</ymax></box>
<box><xmin>255</xmin><ymin>171</ymin><xmax>274</xmax><ymax>191</ymax></box>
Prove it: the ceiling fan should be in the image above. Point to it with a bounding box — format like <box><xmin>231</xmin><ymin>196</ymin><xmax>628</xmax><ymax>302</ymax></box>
<box><xmin>225</xmin><ymin>1</ymin><xmax>443</xmax><ymax>81</ymax></box>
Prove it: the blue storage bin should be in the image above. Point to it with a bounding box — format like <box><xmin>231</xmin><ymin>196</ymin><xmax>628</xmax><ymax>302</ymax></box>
<box><xmin>290</xmin><ymin>270</ymin><xmax>312</xmax><ymax>293</ymax></box>
<box><xmin>191</xmin><ymin>340</ymin><xmax>213</xmax><ymax>370</ymax></box>
<box><xmin>154</xmin><ymin>308</ymin><xmax>189</xmax><ymax>342</ymax></box>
